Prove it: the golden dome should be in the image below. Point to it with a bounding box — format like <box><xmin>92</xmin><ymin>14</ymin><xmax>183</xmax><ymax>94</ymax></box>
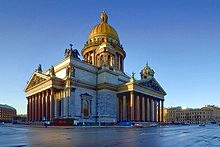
<box><xmin>88</xmin><ymin>11</ymin><xmax>119</xmax><ymax>41</ymax></box>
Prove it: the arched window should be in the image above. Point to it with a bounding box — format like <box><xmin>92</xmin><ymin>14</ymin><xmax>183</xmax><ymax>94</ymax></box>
<box><xmin>108</xmin><ymin>55</ymin><xmax>111</xmax><ymax>66</ymax></box>
<box><xmin>83</xmin><ymin>100</ymin><xmax>89</xmax><ymax>117</ymax></box>
<box><xmin>80</xmin><ymin>93</ymin><xmax>92</xmax><ymax>119</ymax></box>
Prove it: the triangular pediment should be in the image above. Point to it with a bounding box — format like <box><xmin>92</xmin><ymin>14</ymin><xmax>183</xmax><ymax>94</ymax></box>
<box><xmin>137</xmin><ymin>77</ymin><xmax>166</xmax><ymax>95</ymax></box>
<box><xmin>25</xmin><ymin>72</ymin><xmax>50</xmax><ymax>91</ymax></box>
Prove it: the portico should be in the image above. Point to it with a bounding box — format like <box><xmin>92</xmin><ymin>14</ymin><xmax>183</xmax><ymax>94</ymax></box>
<box><xmin>25</xmin><ymin>68</ymin><xmax>69</xmax><ymax>122</ymax></box>
<box><xmin>117</xmin><ymin>78</ymin><xmax>165</xmax><ymax>122</ymax></box>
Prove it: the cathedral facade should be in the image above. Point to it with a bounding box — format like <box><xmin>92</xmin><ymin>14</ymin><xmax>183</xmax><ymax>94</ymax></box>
<box><xmin>24</xmin><ymin>12</ymin><xmax>166</xmax><ymax>124</ymax></box>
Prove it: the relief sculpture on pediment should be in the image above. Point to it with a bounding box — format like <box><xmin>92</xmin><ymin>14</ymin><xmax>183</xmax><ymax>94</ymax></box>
<box><xmin>140</xmin><ymin>80</ymin><xmax>163</xmax><ymax>93</ymax></box>
<box><xmin>28</xmin><ymin>76</ymin><xmax>46</xmax><ymax>89</ymax></box>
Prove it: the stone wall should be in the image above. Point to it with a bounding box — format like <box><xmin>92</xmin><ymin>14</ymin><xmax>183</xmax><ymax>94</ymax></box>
<box><xmin>97</xmin><ymin>70</ymin><xmax>118</xmax><ymax>85</ymax></box>
<box><xmin>71</xmin><ymin>58</ymin><xmax>97</xmax><ymax>86</ymax></box>
<box><xmin>75</xmin><ymin>67</ymin><xmax>97</xmax><ymax>85</ymax></box>
<box><xmin>97</xmin><ymin>89</ymin><xmax>117</xmax><ymax>122</ymax></box>
<box><xmin>70</xmin><ymin>86</ymin><xmax>97</xmax><ymax>122</ymax></box>
<box><xmin>55</xmin><ymin>68</ymin><xmax>66</xmax><ymax>80</ymax></box>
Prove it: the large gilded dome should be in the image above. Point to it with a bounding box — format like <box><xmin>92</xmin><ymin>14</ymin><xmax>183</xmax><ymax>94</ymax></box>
<box><xmin>88</xmin><ymin>11</ymin><xmax>119</xmax><ymax>42</ymax></box>
<box><xmin>82</xmin><ymin>11</ymin><xmax>126</xmax><ymax>71</ymax></box>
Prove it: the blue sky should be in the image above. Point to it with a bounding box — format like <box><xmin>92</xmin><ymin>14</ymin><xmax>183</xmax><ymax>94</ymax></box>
<box><xmin>0</xmin><ymin>0</ymin><xmax>220</xmax><ymax>114</ymax></box>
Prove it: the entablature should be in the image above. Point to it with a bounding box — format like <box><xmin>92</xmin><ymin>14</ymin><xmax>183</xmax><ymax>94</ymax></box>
<box><xmin>25</xmin><ymin>72</ymin><xmax>65</xmax><ymax>97</ymax></box>
<box><xmin>117</xmin><ymin>81</ymin><xmax>165</xmax><ymax>99</ymax></box>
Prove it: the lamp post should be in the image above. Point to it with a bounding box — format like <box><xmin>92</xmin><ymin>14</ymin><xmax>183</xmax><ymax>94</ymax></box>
<box><xmin>99</xmin><ymin>112</ymin><xmax>101</xmax><ymax>127</ymax></box>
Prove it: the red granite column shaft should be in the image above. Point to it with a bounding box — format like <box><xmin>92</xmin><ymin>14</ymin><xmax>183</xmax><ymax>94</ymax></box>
<box><xmin>161</xmin><ymin>100</ymin><xmax>164</xmax><ymax>122</ymax></box>
<box><xmin>42</xmin><ymin>92</ymin><xmax>45</xmax><ymax>121</ymax></box>
<box><xmin>50</xmin><ymin>89</ymin><xmax>54</xmax><ymax>121</ymax></box>
<box><xmin>29</xmin><ymin>97</ymin><xmax>31</xmax><ymax>121</ymax></box>
<box><xmin>146</xmin><ymin>97</ymin><xmax>150</xmax><ymax>122</ymax></box>
<box><xmin>135</xmin><ymin>95</ymin><xmax>140</xmax><ymax>121</ymax></box>
<box><xmin>149</xmin><ymin>97</ymin><xmax>152</xmax><ymax>122</ymax></box>
<box><xmin>130</xmin><ymin>91</ymin><xmax>134</xmax><ymax>121</ymax></box>
<box><xmin>123</xmin><ymin>95</ymin><xmax>127</xmax><ymax>121</ymax></box>
<box><xmin>35</xmin><ymin>94</ymin><xmax>38</xmax><ymax>121</ymax></box>
<box><xmin>141</xmin><ymin>96</ymin><xmax>145</xmax><ymax>121</ymax></box>
<box><xmin>47</xmin><ymin>90</ymin><xmax>50</xmax><ymax>121</ymax></box>
<box><xmin>154</xmin><ymin>99</ymin><xmax>157</xmax><ymax>122</ymax></box>
<box><xmin>46</xmin><ymin>90</ymin><xmax>48</xmax><ymax>121</ymax></box>
<box><xmin>158</xmin><ymin>100</ymin><xmax>161</xmax><ymax>122</ymax></box>
<box><xmin>38</xmin><ymin>93</ymin><xmax>42</xmax><ymax>121</ymax></box>
<box><xmin>27</xmin><ymin>97</ymin><xmax>29</xmax><ymax>121</ymax></box>
<box><xmin>117</xmin><ymin>96</ymin><xmax>119</xmax><ymax>122</ymax></box>
<box><xmin>32</xmin><ymin>96</ymin><xmax>35</xmax><ymax>121</ymax></box>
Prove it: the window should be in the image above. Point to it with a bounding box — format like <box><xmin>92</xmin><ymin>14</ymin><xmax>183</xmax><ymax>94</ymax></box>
<box><xmin>83</xmin><ymin>100</ymin><xmax>89</xmax><ymax>117</ymax></box>
<box><xmin>80</xmin><ymin>93</ymin><xmax>92</xmax><ymax>119</ymax></box>
<box><xmin>108</xmin><ymin>55</ymin><xmax>111</xmax><ymax>66</ymax></box>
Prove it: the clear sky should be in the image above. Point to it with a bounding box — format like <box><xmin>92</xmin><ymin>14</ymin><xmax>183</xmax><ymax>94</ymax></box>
<box><xmin>0</xmin><ymin>0</ymin><xmax>220</xmax><ymax>114</ymax></box>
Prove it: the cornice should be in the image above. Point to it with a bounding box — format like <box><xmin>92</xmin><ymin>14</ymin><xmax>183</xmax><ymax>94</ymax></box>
<box><xmin>97</xmin><ymin>83</ymin><xmax>117</xmax><ymax>91</ymax></box>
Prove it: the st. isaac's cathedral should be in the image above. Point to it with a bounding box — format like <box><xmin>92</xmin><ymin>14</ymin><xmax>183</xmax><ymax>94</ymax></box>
<box><xmin>24</xmin><ymin>12</ymin><xmax>166</xmax><ymax>124</ymax></box>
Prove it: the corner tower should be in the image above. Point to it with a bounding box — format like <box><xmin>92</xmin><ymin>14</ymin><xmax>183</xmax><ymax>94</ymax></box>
<box><xmin>140</xmin><ymin>63</ymin><xmax>155</xmax><ymax>79</ymax></box>
<box><xmin>82</xmin><ymin>11</ymin><xmax>126</xmax><ymax>71</ymax></box>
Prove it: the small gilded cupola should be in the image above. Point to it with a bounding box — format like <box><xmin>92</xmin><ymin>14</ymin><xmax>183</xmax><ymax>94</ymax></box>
<box><xmin>140</xmin><ymin>63</ymin><xmax>155</xmax><ymax>79</ymax></box>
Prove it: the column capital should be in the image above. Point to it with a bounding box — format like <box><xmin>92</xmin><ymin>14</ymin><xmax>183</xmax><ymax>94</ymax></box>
<box><xmin>42</xmin><ymin>91</ymin><xmax>45</xmax><ymax>97</ymax></box>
